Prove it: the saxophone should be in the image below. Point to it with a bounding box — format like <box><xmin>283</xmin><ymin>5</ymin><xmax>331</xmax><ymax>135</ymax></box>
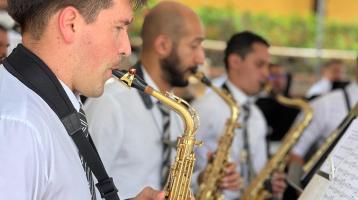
<box><xmin>241</xmin><ymin>89</ymin><xmax>313</xmax><ymax>200</ymax></box>
<box><xmin>191</xmin><ymin>71</ymin><xmax>240</xmax><ymax>200</ymax></box>
<box><xmin>112</xmin><ymin>69</ymin><xmax>202</xmax><ymax>200</ymax></box>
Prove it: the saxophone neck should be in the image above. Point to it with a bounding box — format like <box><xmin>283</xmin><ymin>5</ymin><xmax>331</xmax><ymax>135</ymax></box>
<box><xmin>264</xmin><ymin>83</ymin><xmax>311</xmax><ymax>115</ymax></box>
<box><xmin>276</xmin><ymin>95</ymin><xmax>313</xmax><ymax>118</ymax></box>
<box><xmin>112</xmin><ymin>69</ymin><xmax>199</xmax><ymax>138</ymax></box>
<box><xmin>191</xmin><ymin>71</ymin><xmax>240</xmax><ymax>122</ymax></box>
<box><xmin>151</xmin><ymin>90</ymin><xmax>199</xmax><ymax>137</ymax></box>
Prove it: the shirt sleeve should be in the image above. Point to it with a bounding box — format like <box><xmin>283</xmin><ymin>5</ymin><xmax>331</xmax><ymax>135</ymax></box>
<box><xmin>292</xmin><ymin>97</ymin><xmax>328</xmax><ymax>157</ymax></box>
<box><xmin>0</xmin><ymin>118</ymin><xmax>45</xmax><ymax>200</ymax></box>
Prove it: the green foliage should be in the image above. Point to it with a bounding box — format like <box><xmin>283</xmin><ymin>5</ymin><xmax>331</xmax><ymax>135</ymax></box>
<box><xmin>196</xmin><ymin>7</ymin><xmax>358</xmax><ymax>50</ymax></box>
<box><xmin>129</xmin><ymin>3</ymin><xmax>358</xmax><ymax>50</ymax></box>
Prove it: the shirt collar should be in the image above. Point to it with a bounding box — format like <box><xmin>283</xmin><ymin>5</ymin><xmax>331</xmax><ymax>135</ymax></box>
<box><xmin>59</xmin><ymin>80</ymin><xmax>81</xmax><ymax>112</ymax></box>
<box><xmin>346</xmin><ymin>81</ymin><xmax>358</xmax><ymax>94</ymax></box>
<box><xmin>225</xmin><ymin>79</ymin><xmax>254</xmax><ymax>105</ymax></box>
<box><xmin>142</xmin><ymin>65</ymin><xmax>161</xmax><ymax>104</ymax></box>
<box><xmin>319</xmin><ymin>78</ymin><xmax>331</xmax><ymax>85</ymax></box>
<box><xmin>351</xmin><ymin>81</ymin><xmax>358</xmax><ymax>89</ymax></box>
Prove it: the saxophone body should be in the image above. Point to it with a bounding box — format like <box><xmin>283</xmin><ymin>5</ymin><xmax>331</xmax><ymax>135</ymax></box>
<box><xmin>241</xmin><ymin>94</ymin><xmax>313</xmax><ymax>200</ymax></box>
<box><xmin>112</xmin><ymin>69</ymin><xmax>201</xmax><ymax>200</ymax></box>
<box><xmin>192</xmin><ymin>71</ymin><xmax>240</xmax><ymax>200</ymax></box>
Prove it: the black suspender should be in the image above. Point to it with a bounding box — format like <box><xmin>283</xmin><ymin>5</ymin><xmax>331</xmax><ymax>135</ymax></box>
<box><xmin>342</xmin><ymin>86</ymin><xmax>352</xmax><ymax>113</ymax></box>
<box><xmin>4</xmin><ymin>45</ymin><xmax>120</xmax><ymax>200</ymax></box>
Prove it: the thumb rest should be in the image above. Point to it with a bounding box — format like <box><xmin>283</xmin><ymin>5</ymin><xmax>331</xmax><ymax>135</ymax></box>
<box><xmin>112</xmin><ymin>69</ymin><xmax>202</xmax><ymax>200</ymax></box>
<box><xmin>191</xmin><ymin>70</ymin><xmax>240</xmax><ymax>200</ymax></box>
<box><xmin>241</xmin><ymin>89</ymin><xmax>313</xmax><ymax>200</ymax></box>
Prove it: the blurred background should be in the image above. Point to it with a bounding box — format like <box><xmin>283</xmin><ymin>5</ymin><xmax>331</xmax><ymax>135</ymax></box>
<box><xmin>0</xmin><ymin>0</ymin><xmax>357</xmax><ymax>96</ymax></box>
<box><xmin>126</xmin><ymin>0</ymin><xmax>358</xmax><ymax>97</ymax></box>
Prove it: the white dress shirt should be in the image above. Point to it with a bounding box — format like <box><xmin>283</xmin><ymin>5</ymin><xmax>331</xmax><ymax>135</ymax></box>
<box><xmin>192</xmin><ymin>80</ymin><xmax>268</xmax><ymax>199</ymax></box>
<box><xmin>293</xmin><ymin>82</ymin><xmax>358</xmax><ymax>157</ymax></box>
<box><xmin>84</xmin><ymin>67</ymin><xmax>183</xmax><ymax>199</ymax></box>
<box><xmin>306</xmin><ymin>78</ymin><xmax>332</xmax><ymax>98</ymax></box>
<box><xmin>0</xmin><ymin>66</ymin><xmax>93</xmax><ymax>199</ymax></box>
<box><xmin>7</xmin><ymin>30</ymin><xmax>22</xmax><ymax>55</ymax></box>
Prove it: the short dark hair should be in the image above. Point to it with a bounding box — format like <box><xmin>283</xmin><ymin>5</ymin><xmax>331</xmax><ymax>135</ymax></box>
<box><xmin>322</xmin><ymin>59</ymin><xmax>343</xmax><ymax>69</ymax></box>
<box><xmin>224</xmin><ymin>31</ymin><xmax>269</xmax><ymax>69</ymax></box>
<box><xmin>7</xmin><ymin>0</ymin><xmax>146</xmax><ymax>39</ymax></box>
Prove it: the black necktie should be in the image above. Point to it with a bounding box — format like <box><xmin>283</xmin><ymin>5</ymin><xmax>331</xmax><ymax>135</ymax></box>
<box><xmin>157</xmin><ymin>102</ymin><xmax>171</xmax><ymax>187</ymax></box>
<box><xmin>79</xmin><ymin>108</ymin><xmax>96</xmax><ymax>200</ymax></box>
<box><xmin>241</xmin><ymin>103</ymin><xmax>255</xmax><ymax>185</ymax></box>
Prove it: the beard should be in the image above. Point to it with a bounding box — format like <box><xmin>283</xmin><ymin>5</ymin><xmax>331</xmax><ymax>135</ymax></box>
<box><xmin>160</xmin><ymin>46</ymin><xmax>197</xmax><ymax>87</ymax></box>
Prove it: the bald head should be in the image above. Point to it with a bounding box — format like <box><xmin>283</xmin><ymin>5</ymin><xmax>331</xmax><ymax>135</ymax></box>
<box><xmin>141</xmin><ymin>1</ymin><xmax>201</xmax><ymax>50</ymax></box>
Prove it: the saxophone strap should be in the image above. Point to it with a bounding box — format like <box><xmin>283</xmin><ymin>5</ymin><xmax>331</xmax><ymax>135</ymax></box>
<box><xmin>4</xmin><ymin>45</ymin><xmax>120</xmax><ymax>200</ymax></box>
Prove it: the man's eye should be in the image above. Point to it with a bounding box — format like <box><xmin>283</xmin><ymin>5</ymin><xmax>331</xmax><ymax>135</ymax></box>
<box><xmin>191</xmin><ymin>44</ymin><xmax>198</xmax><ymax>49</ymax></box>
<box><xmin>117</xmin><ymin>25</ymin><xmax>129</xmax><ymax>32</ymax></box>
<box><xmin>256</xmin><ymin>63</ymin><xmax>264</xmax><ymax>68</ymax></box>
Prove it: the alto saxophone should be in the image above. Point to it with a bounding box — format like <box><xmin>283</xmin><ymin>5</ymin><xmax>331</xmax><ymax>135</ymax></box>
<box><xmin>112</xmin><ymin>69</ymin><xmax>202</xmax><ymax>200</ymax></box>
<box><xmin>241</xmin><ymin>89</ymin><xmax>313</xmax><ymax>200</ymax></box>
<box><xmin>191</xmin><ymin>71</ymin><xmax>240</xmax><ymax>200</ymax></box>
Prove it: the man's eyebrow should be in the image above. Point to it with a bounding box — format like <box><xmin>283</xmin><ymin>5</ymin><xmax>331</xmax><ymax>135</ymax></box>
<box><xmin>115</xmin><ymin>17</ymin><xmax>134</xmax><ymax>25</ymax></box>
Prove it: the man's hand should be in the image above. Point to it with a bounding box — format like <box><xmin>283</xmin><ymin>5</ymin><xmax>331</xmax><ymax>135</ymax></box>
<box><xmin>133</xmin><ymin>187</ymin><xmax>195</xmax><ymax>200</ymax></box>
<box><xmin>219</xmin><ymin>162</ymin><xmax>243</xmax><ymax>191</ymax></box>
<box><xmin>271</xmin><ymin>172</ymin><xmax>287</xmax><ymax>199</ymax></box>
<box><xmin>133</xmin><ymin>187</ymin><xmax>165</xmax><ymax>200</ymax></box>
<box><xmin>198</xmin><ymin>152</ymin><xmax>243</xmax><ymax>191</ymax></box>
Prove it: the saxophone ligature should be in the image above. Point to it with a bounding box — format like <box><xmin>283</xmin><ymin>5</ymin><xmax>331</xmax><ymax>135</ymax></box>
<box><xmin>112</xmin><ymin>68</ymin><xmax>202</xmax><ymax>200</ymax></box>
<box><xmin>191</xmin><ymin>70</ymin><xmax>240</xmax><ymax>200</ymax></box>
<box><xmin>241</xmin><ymin>85</ymin><xmax>313</xmax><ymax>200</ymax></box>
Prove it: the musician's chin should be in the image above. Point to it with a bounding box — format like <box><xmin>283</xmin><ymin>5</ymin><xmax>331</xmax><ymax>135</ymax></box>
<box><xmin>105</xmin><ymin>69</ymin><xmax>113</xmax><ymax>80</ymax></box>
<box><xmin>259</xmin><ymin>81</ymin><xmax>266</xmax><ymax>90</ymax></box>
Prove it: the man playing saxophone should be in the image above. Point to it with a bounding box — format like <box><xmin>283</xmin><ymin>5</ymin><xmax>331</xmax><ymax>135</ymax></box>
<box><xmin>192</xmin><ymin>31</ymin><xmax>287</xmax><ymax>199</ymax></box>
<box><xmin>84</xmin><ymin>1</ymin><xmax>206</xmax><ymax>199</ymax></box>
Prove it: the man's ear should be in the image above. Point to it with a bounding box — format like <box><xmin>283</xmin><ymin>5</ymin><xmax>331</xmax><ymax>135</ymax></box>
<box><xmin>228</xmin><ymin>54</ymin><xmax>242</xmax><ymax>71</ymax></box>
<box><xmin>154</xmin><ymin>35</ymin><xmax>172</xmax><ymax>58</ymax></box>
<box><xmin>58</xmin><ymin>6</ymin><xmax>81</xmax><ymax>43</ymax></box>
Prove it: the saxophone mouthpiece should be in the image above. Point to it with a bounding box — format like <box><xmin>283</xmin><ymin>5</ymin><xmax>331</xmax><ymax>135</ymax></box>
<box><xmin>191</xmin><ymin>69</ymin><xmax>212</xmax><ymax>87</ymax></box>
<box><xmin>262</xmin><ymin>82</ymin><xmax>275</xmax><ymax>97</ymax></box>
<box><xmin>111</xmin><ymin>69</ymin><xmax>126</xmax><ymax>78</ymax></box>
<box><xmin>112</xmin><ymin>69</ymin><xmax>135</xmax><ymax>87</ymax></box>
<box><xmin>112</xmin><ymin>68</ymin><xmax>149</xmax><ymax>92</ymax></box>
<box><xmin>190</xmin><ymin>67</ymin><xmax>198</xmax><ymax>74</ymax></box>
